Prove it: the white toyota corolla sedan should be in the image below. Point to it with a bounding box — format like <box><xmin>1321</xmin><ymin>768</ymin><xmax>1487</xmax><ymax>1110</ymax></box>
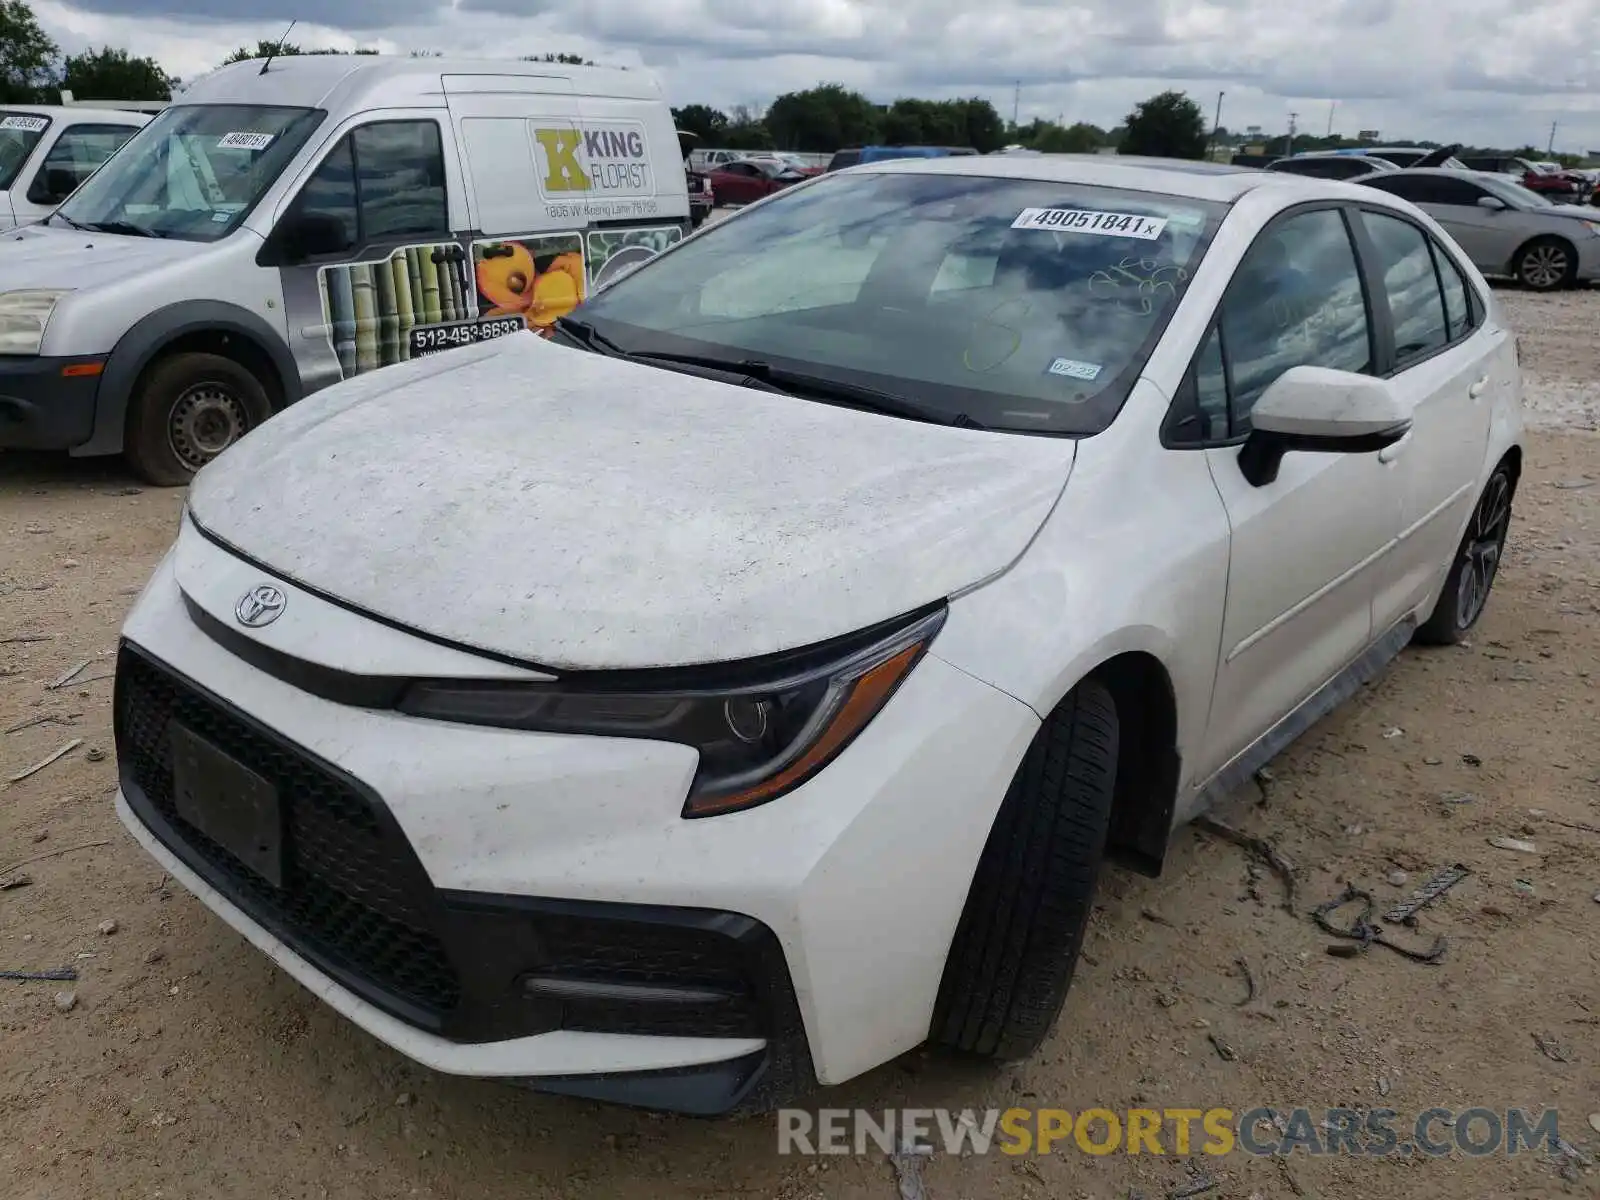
<box><xmin>114</xmin><ymin>153</ymin><xmax>1524</xmax><ymax>1115</ymax></box>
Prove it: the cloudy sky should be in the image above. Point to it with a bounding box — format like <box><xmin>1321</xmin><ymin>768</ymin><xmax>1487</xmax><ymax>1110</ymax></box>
<box><xmin>32</xmin><ymin>0</ymin><xmax>1600</xmax><ymax>154</ymax></box>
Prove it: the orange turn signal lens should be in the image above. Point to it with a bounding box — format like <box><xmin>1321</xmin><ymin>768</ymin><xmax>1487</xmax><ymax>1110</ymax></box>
<box><xmin>60</xmin><ymin>361</ymin><xmax>104</xmax><ymax>378</ymax></box>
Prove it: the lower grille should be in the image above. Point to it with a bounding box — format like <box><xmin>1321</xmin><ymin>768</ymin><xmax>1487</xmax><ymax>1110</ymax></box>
<box><xmin>114</xmin><ymin>641</ymin><xmax>809</xmax><ymax>1054</ymax></box>
<box><xmin>115</xmin><ymin>645</ymin><xmax>460</xmax><ymax>1024</ymax></box>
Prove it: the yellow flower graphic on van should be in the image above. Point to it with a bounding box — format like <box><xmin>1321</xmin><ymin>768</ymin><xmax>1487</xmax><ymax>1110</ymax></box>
<box><xmin>475</xmin><ymin>238</ymin><xmax>586</xmax><ymax>327</ymax></box>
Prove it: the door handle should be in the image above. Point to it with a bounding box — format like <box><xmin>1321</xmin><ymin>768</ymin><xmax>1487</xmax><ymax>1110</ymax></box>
<box><xmin>1378</xmin><ymin>432</ymin><xmax>1412</xmax><ymax>463</ymax></box>
<box><xmin>1468</xmin><ymin>375</ymin><xmax>1490</xmax><ymax>399</ymax></box>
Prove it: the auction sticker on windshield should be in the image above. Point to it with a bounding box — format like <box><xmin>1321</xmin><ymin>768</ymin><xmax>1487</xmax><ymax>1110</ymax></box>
<box><xmin>217</xmin><ymin>131</ymin><xmax>275</xmax><ymax>151</ymax></box>
<box><xmin>1012</xmin><ymin>208</ymin><xmax>1168</xmax><ymax>239</ymax></box>
<box><xmin>1</xmin><ymin>115</ymin><xmax>49</xmax><ymax>133</ymax></box>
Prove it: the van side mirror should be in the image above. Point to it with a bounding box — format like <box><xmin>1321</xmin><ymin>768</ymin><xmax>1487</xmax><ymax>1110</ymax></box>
<box><xmin>1476</xmin><ymin>195</ymin><xmax>1508</xmax><ymax>211</ymax></box>
<box><xmin>266</xmin><ymin>211</ymin><xmax>354</xmax><ymax>265</ymax></box>
<box><xmin>1238</xmin><ymin>366</ymin><xmax>1411</xmax><ymax>487</ymax></box>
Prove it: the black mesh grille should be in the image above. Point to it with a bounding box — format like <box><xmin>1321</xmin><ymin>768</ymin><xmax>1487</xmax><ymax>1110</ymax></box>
<box><xmin>115</xmin><ymin>646</ymin><xmax>460</xmax><ymax>1020</ymax></box>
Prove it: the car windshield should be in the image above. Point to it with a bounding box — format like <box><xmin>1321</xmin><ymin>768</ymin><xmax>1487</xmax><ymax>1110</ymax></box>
<box><xmin>0</xmin><ymin>111</ymin><xmax>51</xmax><ymax>190</ymax></box>
<box><xmin>571</xmin><ymin>171</ymin><xmax>1225</xmax><ymax>435</ymax></box>
<box><xmin>1477</xmin><ymin>173</ymin><xmax>1551</xmax><ymax>207</ymax></box>
<box><xmin>56</xmin><ymin>104</ymin><xmax>324</xmax><ymax>241</ymax></box>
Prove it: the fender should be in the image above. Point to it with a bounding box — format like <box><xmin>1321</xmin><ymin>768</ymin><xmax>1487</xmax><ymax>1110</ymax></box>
<box><xmin>72</xmin><ymin>301</ymin><xmax>305</xmax><ymax>458</ymax></box>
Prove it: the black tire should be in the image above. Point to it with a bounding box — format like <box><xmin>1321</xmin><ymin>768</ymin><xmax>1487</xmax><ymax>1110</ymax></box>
<box><xmin>1414</xmin><ymin>463</ymin><xmax>1514</xmax><ymax>645</ymax></box>
<box><xmin>125</xmin><ymin>352</ymin><xmax>274</xmax><ymax>487</ymax></box>
<box><xmin>931</xmin><ymin>680</ymin><xmax>1119</xmax><ymax>1061</ymax></box>
<box><xmin>1513</xmin><ymin>237</ymin><xmax>1576</xmax><ymax>291</ymax></box>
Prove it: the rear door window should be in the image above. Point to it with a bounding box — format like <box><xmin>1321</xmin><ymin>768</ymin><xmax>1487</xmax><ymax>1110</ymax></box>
<box><xmin>1359</xmin><ymin>211</ymin><xmax>1449</xmax><ymax>366</ymax></box>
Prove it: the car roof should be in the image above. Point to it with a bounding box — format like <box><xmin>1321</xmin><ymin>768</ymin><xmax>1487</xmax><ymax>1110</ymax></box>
<box><xmin>174</xmin><ymin>55</ymin><xmax>658</xmax><ymax>111</ymax></box>
<box><xmin>1</xmin><ymin>103</ymin><xmax>151</xmax><ymax>124</ymax></box>
<box><xmin>848</xmin><ymin>152</ymin><xmax>1303</xmax><ymax>203</ymax></box>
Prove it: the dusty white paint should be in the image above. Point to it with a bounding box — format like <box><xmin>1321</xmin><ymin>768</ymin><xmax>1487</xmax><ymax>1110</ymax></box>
<box><xmin>189</xmin><ymin>334</ymin><xmax>1077</xmax><ymax>669</ymax></box>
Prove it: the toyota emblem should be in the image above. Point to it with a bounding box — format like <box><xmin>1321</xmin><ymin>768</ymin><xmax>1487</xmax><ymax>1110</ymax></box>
<box><xmin>235</xmin><ymin>583</ymin><xmax>287</xmax><ymax>628</ymax></box>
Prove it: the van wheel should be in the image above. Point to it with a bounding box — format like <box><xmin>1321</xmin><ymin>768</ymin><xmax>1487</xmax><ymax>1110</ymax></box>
<box><xmin>931</xmin><ymin>680</ymin><xmax>1119</xmax><ymax>1061</ymax></box>
<box><xmin>1513</xmin><ymin>237</ymin><xmax>1575</xmax><ymax>291</ymax></box>
<box><xmin>125</xmin><ymin>352</ymin><xmax>273</xmax><ymax>486</ymax></box>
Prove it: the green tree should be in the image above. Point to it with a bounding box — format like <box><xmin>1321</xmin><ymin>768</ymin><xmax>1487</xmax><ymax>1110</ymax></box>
<box><xmin>955</xmin><ymin>97</ymin><xmax>1005</xmax><ymax>153</ymax></box>
<box><xmin>221</xmin><ymin>42</ymin><xmax>379</xmax><ymax>65</ymax></box>
<box><xmin>671</xmin><ymin>103</ymin><xmax>727</xmax><ymax>143</ymax></box>
<box><xmin>1034</xmin><ymin>121</ymin><xmax>1104</xmax><ymax>154</ymax></box>
<box><xmin>765</xmin><ymin>83</ymin><xmax>879</xmax><ymax>152</ymax></box>
<box><xmin>1119</xmin><ymin>90</ymin><xmax>1207</xmax><ymax>159</ymax></box>
<box><xmin>0</xmin><ymin>0</ymin><xmax>57</xmax><ymax>103</ymax></box>
<box><xmin>62</xmin><ymin>46</ymin><xmax>175</xmax><ymax>101</ymax></box>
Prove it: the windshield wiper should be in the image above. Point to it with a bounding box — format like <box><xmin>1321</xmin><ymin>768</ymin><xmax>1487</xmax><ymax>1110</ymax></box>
<box><xmin>81</xmin><ymin>220</ymin><xmax>163</xmax><ymax>239</ymax></box>
<box><xmin>50</xmin><ymin>212</ymin><xmax>90</xmax><ymax>231</ymax></box>
<box><xmin>552</xmin><ymin>318</ymin><xmax>983</xmax><ymax>428</ymax></box>
<box><xmin>623</xmin><ymin>351</ymin><xmax>983</xmax><ymax>428</ymax></box>
<box><xmin>553</xmin><ymin>315</ymin><xmax>628</xmax><ymax>356</ymax></box>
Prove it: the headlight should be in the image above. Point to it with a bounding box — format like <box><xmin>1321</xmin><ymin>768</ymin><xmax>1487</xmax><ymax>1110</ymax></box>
<box><xmin>397</xmin><ymin>606</ymin><xmax>945</xmax><ymax>817</ymax></box>
<box><xmin>0</xmin><ymin>289</ymin><xmax>71</xmax><ymax>356</ymax></box>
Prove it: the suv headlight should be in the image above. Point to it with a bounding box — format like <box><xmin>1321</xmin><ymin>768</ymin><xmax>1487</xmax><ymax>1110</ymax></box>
<box><xmin>0</xmin><ymin>290</ymin><xmax>71</xmax><ymax>356</ymax></box>
<box><xmin>397</xmin><ymin>606</ymin><xmax>945</xmax><ymax>817</ymax></box>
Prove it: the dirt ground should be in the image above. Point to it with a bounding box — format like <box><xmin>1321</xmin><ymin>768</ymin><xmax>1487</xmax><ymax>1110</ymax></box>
<box><xmin>3</xmin><ymin>287</ymin><xmax>1598</xmax><ymax>1200</ymax></box>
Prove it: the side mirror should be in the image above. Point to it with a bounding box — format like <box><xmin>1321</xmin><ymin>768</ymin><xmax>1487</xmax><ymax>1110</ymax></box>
<box><xmin>1477</xmin><ymin>195</ymin><xmax>1508</xmax><ymax>211</ymax></box>
<box><xmin>1238</xmin><ymin>366</ymin><xmax>1411</xmax><ymax>487</ymax></box>
<box><xmin>28</xmin><ymin>167</ymin><xmax>82</xmax><ymax>206</ymax></box>
<box><xmin>266</xmin><ymin>210</ymin><xmax>353</xmax><ymax>265</ymax></box>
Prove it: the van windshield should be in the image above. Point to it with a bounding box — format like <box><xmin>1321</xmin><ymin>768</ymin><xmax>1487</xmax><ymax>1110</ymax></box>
<box><xmin>0</xmin><ymin>112</ymin><xmax>51</xmax><ymax>190</ymax></box>
<box><xmin>56</xmin><ymin>104</ymin><xmax>323</xmax><ymax>241</ymax></box>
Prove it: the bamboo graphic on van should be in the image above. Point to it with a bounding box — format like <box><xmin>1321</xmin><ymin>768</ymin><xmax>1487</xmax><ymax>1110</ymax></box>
<box><xmin>318</xmin><ymin>242</ymin><xmax>478</xmax><ymax>377</ymax></box>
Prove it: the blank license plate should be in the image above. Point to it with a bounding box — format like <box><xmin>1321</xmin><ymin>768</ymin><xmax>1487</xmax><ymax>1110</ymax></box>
<box><xmin>168</xmin><ymin>721</ymin><xmax>284</xmax><ymax>888</ymax></box>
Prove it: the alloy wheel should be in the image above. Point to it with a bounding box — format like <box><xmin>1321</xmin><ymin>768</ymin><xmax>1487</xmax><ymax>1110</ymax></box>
<box><xmin>1520</xmin><ymin>244</ymin><xmax>1568</xmax><ymax>289</ymax></box>
<box><xmin>1455</xmin><ymin>472</ymin><xmax>1511</xmax><ymax>630</ymax></box>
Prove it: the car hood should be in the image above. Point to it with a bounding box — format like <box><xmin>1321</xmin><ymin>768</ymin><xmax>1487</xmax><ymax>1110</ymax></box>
<box><xmin>0</xmin><ymin>221</ymin><xmax>210</xmax><ymax>290</ymax></box>
<box><xmin>187</xmin><ymin>336</ymin><xmax>1077</xmax><ymax>670</ymax></box>
<box><xmin>1538</xmin><ymin>203</ymin><xmax>1600</xmax><ymax>221</ymax></box>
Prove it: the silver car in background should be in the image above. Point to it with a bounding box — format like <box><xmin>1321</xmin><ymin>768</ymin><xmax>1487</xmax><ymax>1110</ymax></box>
<box><xmin>1359</xmin><ymin>167</ymin><xmax>1600</xmax><ymax>290</ymax></box>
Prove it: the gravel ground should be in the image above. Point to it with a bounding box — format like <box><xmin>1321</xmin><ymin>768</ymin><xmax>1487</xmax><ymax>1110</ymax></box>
<box><xmin>2</xmin><ymin>286</ymin><xmax>1598</xmax><ymax>1200</ymax></box>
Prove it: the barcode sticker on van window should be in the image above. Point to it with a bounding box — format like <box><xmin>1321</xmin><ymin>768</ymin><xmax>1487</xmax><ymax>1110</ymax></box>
<box><xmin>217</xmin><ymin>131</ymin><xmax>275</xmax><ymax>151</ymax></box>
<box><xmin>1</xmin><ymin>115</ymin><xmax>49</xmax><ymax>132</ymax></box>
<box><xmin>1012</xmin><ymin>208</ymin><xmax>1168</xmax><ymax>239</ymax></box>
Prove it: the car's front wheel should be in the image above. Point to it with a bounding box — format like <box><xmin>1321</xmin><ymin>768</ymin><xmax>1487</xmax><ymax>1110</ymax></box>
<box><xmin>1414</xmin><ymin>463</ymin><xmax>1515</xmax><ymax>645</ymax></box>
<box><xmin>1513</xmin><ymin>237</ymin><xmax>1576</xmax><ymax>291</ymax></box>
<box><xmin>931</xmin><ymin>679</ymin><xmax>1119</xmax><ymax>1062</ymax></box>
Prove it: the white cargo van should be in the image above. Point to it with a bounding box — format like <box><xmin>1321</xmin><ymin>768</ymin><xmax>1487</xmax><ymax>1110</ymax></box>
<box><xmin>1</xmin><ymin>105</ymin><xmax>148</xmax><ymax>230</ymax></box>
<box><xmin>0</xmin><ymin>57</ymin><xmax>691</xmax><ymax>484</ymax></box>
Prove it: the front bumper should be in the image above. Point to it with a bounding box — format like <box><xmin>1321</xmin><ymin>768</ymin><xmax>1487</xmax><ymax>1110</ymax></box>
<box><xmin>112</xmin><ymin>535</ymin><xmax>1040</xmax><ymax>1109</ymax></box>
<box><xmin>0</xmin><ymin>354</ymin><xmax>104</xmax><ymax>450</ymax></box>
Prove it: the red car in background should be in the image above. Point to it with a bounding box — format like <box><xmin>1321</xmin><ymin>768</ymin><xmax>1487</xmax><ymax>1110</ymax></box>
<box><xmin>1460</xmin><ymin>155</ymin><xmax>1590</xmax><ymax>200</ymax></box>
<box><xmin>706</xmin><ymin>157</ymin><xmax>820</xmax><ymax>205</ymax></box>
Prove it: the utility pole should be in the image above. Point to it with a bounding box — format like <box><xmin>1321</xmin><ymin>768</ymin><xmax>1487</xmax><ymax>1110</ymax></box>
<box><xmin>1547</xmin><ymin>120</ymin><xmax>1557</xmax><ymax>155</ymax></box>
<box><xmin>1286</xmin><ymin>112</ymin><xmax>1297</xmax><ymax>157</ymax></box>
<box><xmin>1326</xmin><ymin>100</ymin><xmax>1336</xmax><ymax>137</ymax></box>
<box><xmin>1207</xmin><ymin>90</ymin><xmax>1224</xmax><ymax>158</ymax></box>
<box><xmin>1012</xmin><ymin>81</ymin><xmax>1020</xmax><ymax>129</ymax></box>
